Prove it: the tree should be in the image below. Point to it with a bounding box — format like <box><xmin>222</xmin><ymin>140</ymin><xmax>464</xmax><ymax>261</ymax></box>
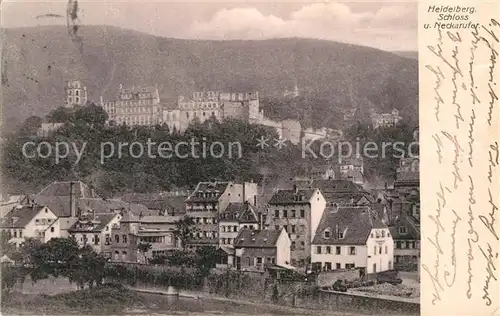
<box><xmin>72</xmin><ymin>103</ymin><xmax>108</xmax><ymax>127</ymax></box>
<box><xmin>46</xmin><ymin>106</ymin><xmax>71</xmax><ymax>123</ymax></box>
<box><xmin>137</xmin><ymin>243</ymin><xmax>152</xmax><ymax>263</ymax></box>
<box><xmin>195</xmin><ymin>246</ymin><xmax>224</xmax><ymax>269</ymax></box>
<box><xmin>0</xmin><ymin>231</ymin><xmax>15</xmax><ymax>258</ymax></box>
<box><xmin>19</xmin><ymin>115</ymin><xmax>42</xmax><ymax>136</ymax></box>
<box><xmin>174</xmin><ymin>216</ymin><xmax>197</xmax><ymax>251</ymax></box>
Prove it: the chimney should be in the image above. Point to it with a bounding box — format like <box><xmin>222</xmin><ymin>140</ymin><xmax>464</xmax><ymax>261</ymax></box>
<box><xmin>243</xmin><ymin>182</ymin><xmax>246</xmax><ymax>203</ymax></box>
<box><xmin>70</xmin><ymin>181</ymin><xmax>77</xmax><ymax>218</ymax></box>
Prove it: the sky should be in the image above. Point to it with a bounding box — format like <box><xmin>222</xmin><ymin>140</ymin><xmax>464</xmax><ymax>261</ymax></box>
<box><xmin>1</xmin><ymin>1</ymin><xmax>418</xmax><ymax>52</ymax></box>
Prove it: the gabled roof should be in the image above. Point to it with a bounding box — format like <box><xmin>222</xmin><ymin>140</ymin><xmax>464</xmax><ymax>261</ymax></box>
<box><xmin>323</xmin><ymin>192</ymin><xmax>374</xmax><ymax>205</ymax></box>
<box><xmin>267</xmin><ymin>189</ymin><xmax>316</xmax><ymax>205</ymax></box>
<box><xmin>235</xmin><ymin>229</ymin><xmax>282</xmax><ymax>248</ymax></box>
<box><xmin>68</xmin><ymin>213</ymin><xmax>117</xmax><ymax>233</ymax></box>
<box><xmin>36</xmin><ymin>181</ymin><xmax>99</xmax><ymax>199</ymax></box>
<box><xmin>220</xmin><ymin>202</ymin><xmax>258</xmax><ymax>223</ymax></box>
<box><xmin>0</xmin><ymin>205</ymin><xmax>47</xmax><ymax>228</ymax></box>
<box><xmin>389</xmin><ymin>216</ymin><xmax>420</xmax><ymax>240</ymax></box>
<box><xmin>296</xmin><ymin>179</ymin><xmax>364</xmax><ymax>194</ymax></box>
<box><xmin>30</xmin><ymin>195</ymin><xmax>154</xmax><ymax>218</ymax></box>
<box><xmin>186</xmin><ymin>181</ymin><xmax>231</xmax><ymax>203</ymax></box>
<box><xmin>312</xmin><ymin>206</ymin><xmax>387</xmax><ymax>245</ymax></box>
<box><xmin>119</xmin><ymin>193</ymin><xmax>188</xmax><ymax>214</ymax></box>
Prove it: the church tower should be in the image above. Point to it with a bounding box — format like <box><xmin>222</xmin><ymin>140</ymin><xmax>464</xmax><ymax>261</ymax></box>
<box><xmin>65</xmin><ymin>80</ymin><xmax>88</xmax><ymax>108</ymax></box>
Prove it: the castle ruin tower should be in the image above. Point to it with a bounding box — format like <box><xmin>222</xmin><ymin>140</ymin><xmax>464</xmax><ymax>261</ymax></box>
<box><xmin>65</xmin><ymin>80</ymin><xmax>88</xmax><ymax>108</ymax></box>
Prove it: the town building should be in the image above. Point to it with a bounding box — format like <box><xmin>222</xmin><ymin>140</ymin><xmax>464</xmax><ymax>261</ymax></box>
<box><xmin>110</xmin><ymin>212</ymin><xmax>181</xmax><ymax>263</ymax></box>
<box><xmin>266</xmin><ymin>186</ymin><xmax>326</xmax><ymax>267</ymax></box>
<box><xmin>37</xmin><ymin>123</ymin><xmax>65</xmax><ymax>137</ymax></box>
<box><xmin>0</xmin><ymin>204</ymin><xmax>58</xmax><ymax>247</ymax></box>
<box><xmin>371</xmin><ymin>109</ymin><xmax>402</xmax><ymax>129</ymax></box>
<box><xmin>338</xmin><ymin>156</ymin><xmax>364</xmax><ymax>185</ymax></box>
<box><xmin>65</xmin><ymin>80</ymin><xmax>88</xmax><ymax>108</ymax></box>
<box><xmin>234</xmin><ymin>228</ymin><xmax>291</xmax><ymax>270</ymax></box>
<box><xmin>283</xmin><ymin>81</ymin><xmax>299</xmax><ymax>98</ymax></box>
<box><xmin>67</xmin><ymin>211</ymin><xmax>122</xmax><ymax>254</ymax></box>
<box><xmin>0</xmin><ymin>195</ymin><xmax>25</xmax><ymax>218</ymax></box>
<box><xmin>394</xmin><ymin>157</ymin><xmax>419</xmax><ymax>196</ymax></box>
<box><xmin>100</xmin><ymin>84</ymin><xmax>162</xmax><ymax>126</ymax></box>
<box><xmin>389</xmin><ymin>216</ymin><xmax>420</xmax><ymax>272</ymax></box>
<box><xmin>184</xmin><ymin>181</ymin><xmax>258</xmax><ymax>249</ymax></box>
<box><xmin>218</xmin><ymin>201</ymin><xmax>260</xmax><ymax>248</ymax></box>
<box><xmin>311</xmin><ymin>205</ymin><xmax>394</xmax><ymax>274</ymax></box>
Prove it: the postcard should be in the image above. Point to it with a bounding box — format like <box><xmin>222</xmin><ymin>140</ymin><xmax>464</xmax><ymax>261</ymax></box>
<box><xmin>0</xmin><ymin>1</ymin><xmax>497</xmax><ymax>316</ymax></box>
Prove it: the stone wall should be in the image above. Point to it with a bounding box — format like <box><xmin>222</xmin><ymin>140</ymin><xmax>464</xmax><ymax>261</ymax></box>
<box><xmin>316</xmin><ymin>269</ymin><xmax>360</xmax><ymax>287</ymax></box>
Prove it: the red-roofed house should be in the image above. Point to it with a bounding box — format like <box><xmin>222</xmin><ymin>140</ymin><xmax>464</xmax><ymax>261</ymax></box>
<box><xmin>311</xmin><ymin>205</ymin><xmax>394</xmax><ymax>274</ymax></box>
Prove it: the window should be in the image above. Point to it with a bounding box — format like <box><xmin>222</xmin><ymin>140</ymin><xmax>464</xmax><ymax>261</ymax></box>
<box><xmin>324</xmin><ymin>230</ymin><xmax>331</xmax><ymax>238</ymax></box>
<box><xmin>316</xmin><ymin>246</ymin><xmax>322</xmax><ymax>254</ymax></box>
<box><xmin>300</xmin><ymin>209</ymin><xmax>305</xmax><ymax>218</ymax></box>
<box><xmin>300</xmin><ymin>241</ymin><xmax>305</xmax><ymax>249</ymax></box>
<box><xmin>399</xmin><ymin>226</ymin><xmax>407</xmax><ymax>234</ymax></box>
<box><xmin>326</xmin><ymin>246</ymin><xmax>331</xmax><ymax>254</ymax></box>
<box><xmin>94</xmin><ymin>234</ymin><xmax>100</xmax><ymax>245</ymax></box>
<box><xmin>374</xmin><ymin>245</ymin><xmax>377</xmax><ymax>255</ymax></box>
<box><xmin>382</xmin><ymin>230</ymin><xmax>386</xmax><ymax>237</ymax></box>
<box><xmin>123</xmin><ymin>235</ymin><xmax>127</xmax><ymax>243</ymax></box>
<box><xmin>19</xmin><ymin>231</ymin><xmax>22</xmax><ymax>238</ymax></box>
<box><xmin>291</xmin><ymin>241</ymin><xmax>296</xmax><ymax>250</ymax></box>
<box><xmin>13</xmin><ymin>231</ymin><xmax>17</xmax><ymax>238</ymax></box>
<box><xmin>274</xmin><ymin>210</ymin><xmax>279</xmax><ymax>218</ymax></box>
<box><xmin>346</xmin><ymin>263</ymin><xmax>355</xmax><ymax>269</ymax></box>
<box><xmin>396</xmin><ymin>241</ymin><xmax>402</xmax><ymax>249</ymax></box>
<box><xmin>379</xmin><ymin>246</ymin><xmax>382</xmax><ymax>254</ymax></box>
<box><xmin>256</xmin><ymin>257</ymin><xmax>263</xmax><ymax>265</ymax></box>
<box><xmin>222</xmin><ymin>226</ymin><xmax>226</xmax><ymax>232</ymax></box>
<box><xmin>275</xmin><ymin>225</ymin><xmax>280</xmax><ymax>231</ymax></box>
<box><xmin>337</xmin><ymin>231</ymin><xmax>344</xmax><ymax>239</ymax></box>
<box><xmin>325</xmin><ymin>262</ymin><xmax>332</xmax><ymax>271</ymax></box>
<box><xmin>349</xmin><ymin>247</ymin><xmax>356</xmax><ymax>255</ymax></box>
<box><xmin>233</xmin><ymin>226</ymin><xmax>238</xmax><ymax>232</ymax></box>
<box><xmin>283</xmin><ymin>210</ymin><xmax>288</xmax><ymax>218</ymax></box>
<box><xmin>283</xmin><ymin>225</ymin><xmax>288</xmax><ymax>232</ymax></box>
<box><xmin>291</xmin><ymin>210</ymin><xmax>296</xmax><ymax>218</ymax></box>
<box><xmin>336</xmin><ymin>263</ymin><xmax>341</xmax><ymax>270</ymax></box>
<box><xmin>291</xmin><ymin>225</ymin><xmax>296</xmax><ymax>233</ymax></box>
<box><xmin>385</xmin><ymin>246</ymin><xmax>388</xmax><ymax>254</ymax></box>
<box><xmin>336</xmin><ymin>246</ymin><xmax>341</xmax><ymax>255</ymax></box>
<box><xmin>115</xmin><ymin>235</ymin><xmax>120</xmax><ymax>243</ymax></box>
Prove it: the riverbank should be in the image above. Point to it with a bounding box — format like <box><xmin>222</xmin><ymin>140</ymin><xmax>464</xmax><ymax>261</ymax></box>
<box><xmin>130</xmin><ymin>286</ymin><xmax>419</xmax><ymax>316</ymax></box>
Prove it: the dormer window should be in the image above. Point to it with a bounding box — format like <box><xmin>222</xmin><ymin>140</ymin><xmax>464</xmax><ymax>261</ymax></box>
<box><xmin>381</xmin><ymin>230</ymin><xmax>386</xmax><ymax>238</ymax></box>
<box><xmin>399</xmin><ymin>226</ymin><xmax>408</xmax><ymax>234</ymax></box>
<box><xmin>324</xmin><ymin>230</ymin><xmax>331</xmax><ymax>239</ymax></box>
<box><xmin>337</xmin><ymin>231</ymin><xmax>344</xmax><ymax>239</ymax></box>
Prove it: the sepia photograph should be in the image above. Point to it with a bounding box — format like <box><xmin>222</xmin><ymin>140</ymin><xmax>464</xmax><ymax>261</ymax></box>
<box><xmin>0</xmin><ymin>1</ymin><xmax>421</xmax><ymax>315</ymax></box>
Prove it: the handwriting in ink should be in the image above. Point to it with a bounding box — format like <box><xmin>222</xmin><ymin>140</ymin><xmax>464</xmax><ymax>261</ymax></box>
<box><xmin>444</xmin><ymin>209</ymin><xmax>462</xmax><ymax>287</ymax></box>
<box><xmin>450</xmin><ymin>44</ymin><xmax>465</xmax><ymax>128</ymax></box>
<box><xmin>488</xmin><ymin>142</ymin><xmax>499</xmax><ymax>183</ymax></box>
<box><xmin>433</xmin><ymin>133</ymin><xmax>444</xmax><ymax>163</ymax></box>
<box><xmin>479</xmin><ymin>188</ymin><xmax>499</xmax><ymax>241</ymax></box>
<box><xmin>467</xmin><ymin>175</ymin><xmax>479</xmax><ymax>299</ymax></box>
<box><xmin>422</xmin><ymin>264</ymin><xmax>444</xmax><ymax>305</ymax></box>
<box><xmin>426</xmin><ymin>65</ymin><xmax>445</xmax><ymax>122</ymax></box>
<box><xmin>478</xmin><ymin>243</ymin><xmax>498</xmax><ymax>306</ymax></box>
<box><xmin>428</xmin><ymin>28</ymin><xmax>464</xmax><ymax>76</ymax></box>
<box><xmin>442</xmin><ymin>131</ymin><xmax>464</xmax><ymax>189</ymax></box>
<box><xmin>468</xmin><ymin>109</ymin><xmax>476</xmax><ymax>167</ymax></box>
<box><xmin>469</xmin><ymin>26</ymin><xmax>482</xmax><ymax>106</ymax></box>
